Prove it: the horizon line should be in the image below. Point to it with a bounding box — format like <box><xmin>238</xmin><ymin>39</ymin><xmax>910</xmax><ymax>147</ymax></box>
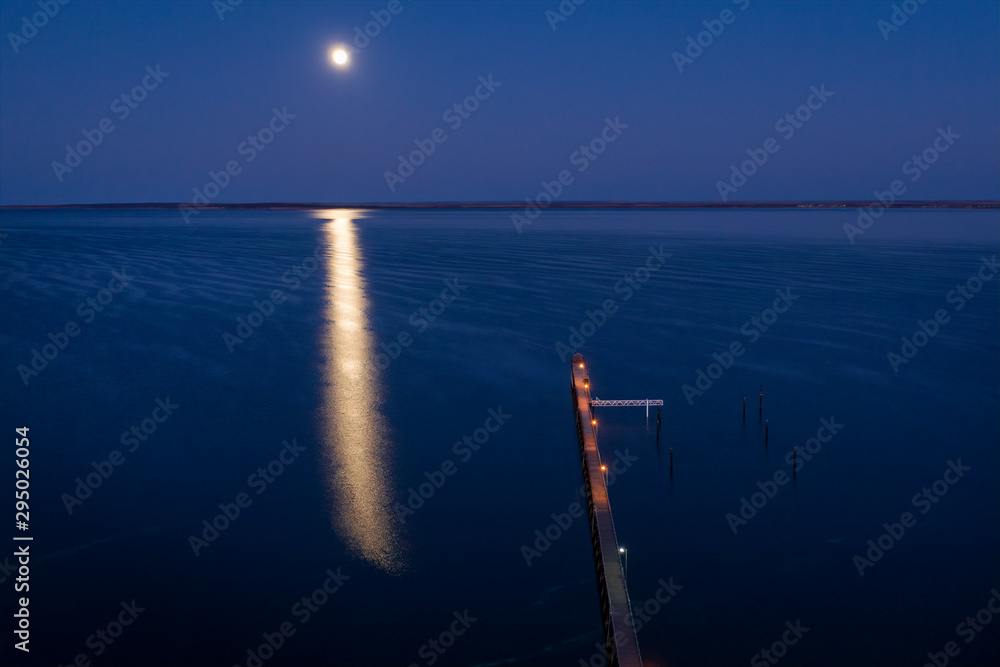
<box><xmin>2</xmin><ymin>199</ymin><xmax>998</xmax><ymax>211</ymax></box>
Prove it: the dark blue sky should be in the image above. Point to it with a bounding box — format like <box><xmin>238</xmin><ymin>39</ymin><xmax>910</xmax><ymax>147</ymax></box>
<box><xmin>1</xmin><ymin>0</ymin><xmax>997</xmax><ymax>205</ymax></box>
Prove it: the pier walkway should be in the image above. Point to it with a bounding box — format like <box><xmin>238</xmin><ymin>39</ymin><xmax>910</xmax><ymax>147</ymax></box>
<box><xmin>570</xmin><ymin>354</ymin><xmax>643</xmax><ymax>667</ymax></box>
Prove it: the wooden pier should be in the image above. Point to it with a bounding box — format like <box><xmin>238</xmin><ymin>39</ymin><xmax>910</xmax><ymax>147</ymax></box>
<box><xmin>570</xmin><ymin>354</ymin><xmax>643</xmax><ymax>667</ymax></box>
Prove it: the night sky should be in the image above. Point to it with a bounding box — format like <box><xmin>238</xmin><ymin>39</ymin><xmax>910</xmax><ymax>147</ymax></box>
<box><xmin>1</xmin><ymin>0</ymin><xmax>997</xmax><ymax>205</ymax></box>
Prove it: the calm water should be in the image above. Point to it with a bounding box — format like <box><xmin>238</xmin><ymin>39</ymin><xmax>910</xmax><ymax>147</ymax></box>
<box><xmin>1</xmin><ymin>209</ymin><xmax>998</xmax><ymax>666</ymax></box>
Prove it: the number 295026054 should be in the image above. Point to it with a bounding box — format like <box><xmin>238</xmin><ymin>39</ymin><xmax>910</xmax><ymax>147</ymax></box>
<box><xmin>15</xmin><ymin>427</ymin><xmax>30</xmax><ymax>531</ymax></box>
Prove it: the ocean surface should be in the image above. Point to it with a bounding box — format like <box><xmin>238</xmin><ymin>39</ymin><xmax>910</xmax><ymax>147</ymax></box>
<box><xmin>1</xmin><ymin>208</ymin><xmax>998</xmax><ymax>666</ymax></box>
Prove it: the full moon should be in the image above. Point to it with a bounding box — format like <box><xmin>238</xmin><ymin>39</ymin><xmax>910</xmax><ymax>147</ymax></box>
<box><xmin>330</xmin><ymin>47</ymin><xmax>349</xmax><ymax>67</ymax></box>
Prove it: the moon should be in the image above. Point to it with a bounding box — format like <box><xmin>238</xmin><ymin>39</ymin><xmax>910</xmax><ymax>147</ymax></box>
<box><xmin>330</xmin><ymin>46</ymin><xmax>350</xmax><ymax>68</ymax></box>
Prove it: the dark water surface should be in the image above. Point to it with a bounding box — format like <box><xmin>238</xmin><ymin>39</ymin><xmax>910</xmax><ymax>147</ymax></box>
<box><xmin>1</xmin><ymin>209</ymin><xmax>997</xmax><ymax>666</ymax></box>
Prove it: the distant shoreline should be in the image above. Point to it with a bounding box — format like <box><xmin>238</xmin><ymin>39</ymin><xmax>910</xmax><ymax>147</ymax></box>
<box><xmin>1</xmin><ymin>200</ymin><xmax>998</xmax><ymax>211</ymax></box>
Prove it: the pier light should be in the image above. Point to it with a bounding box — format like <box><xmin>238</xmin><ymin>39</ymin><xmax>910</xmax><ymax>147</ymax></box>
<box><xmin>329</xmin><ymin>45</ymin><xmax>350</xmax><ymax>68</ymax></box>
